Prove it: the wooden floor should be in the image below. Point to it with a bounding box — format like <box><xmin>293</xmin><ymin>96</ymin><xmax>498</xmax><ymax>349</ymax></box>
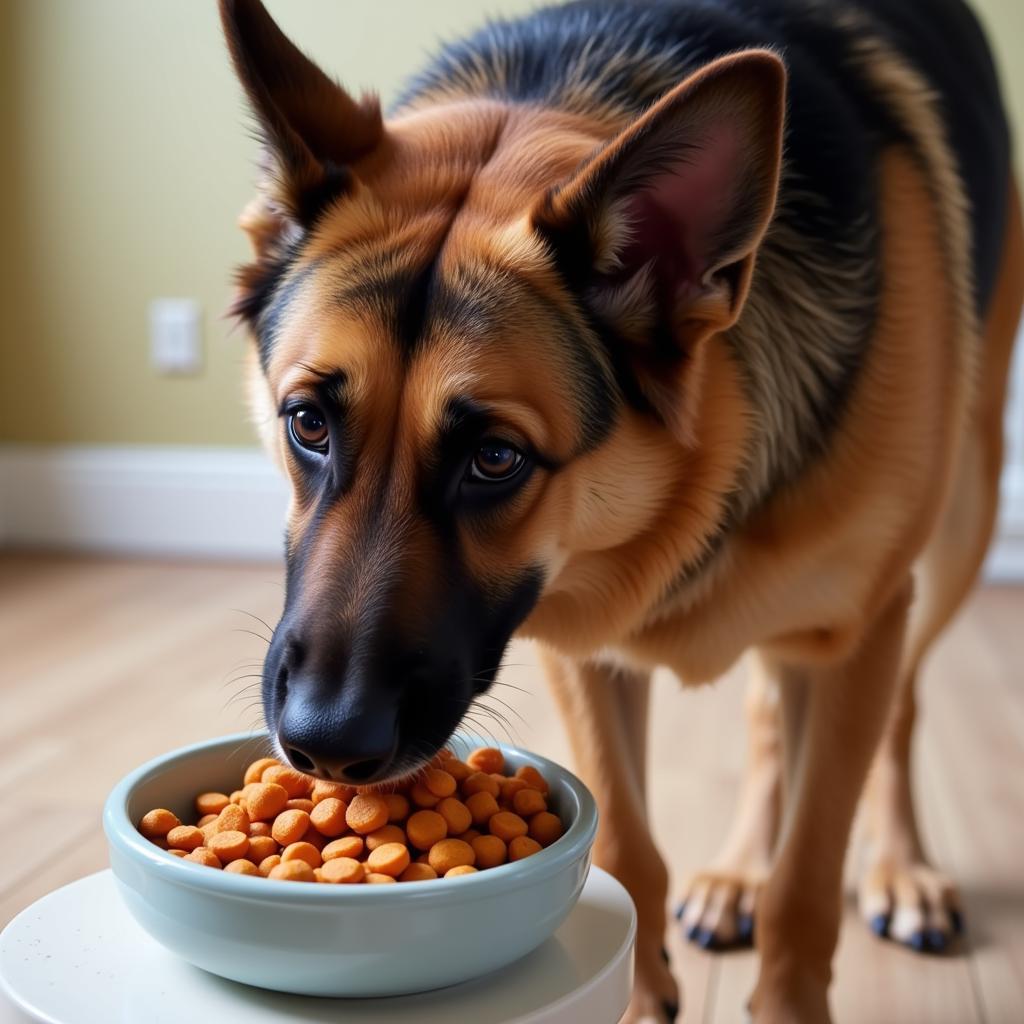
<box><xmin>1</xmin><ymin>552</ymin><xmax>1021</xmax><ymax>1022</ymax></box>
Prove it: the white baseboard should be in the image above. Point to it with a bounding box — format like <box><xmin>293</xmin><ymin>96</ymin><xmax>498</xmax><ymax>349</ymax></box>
<box><xmin>0</xmin><ymin>445</ymin><xmax>287</xmax><ymax>560</ymax></box>
<box><xmin>0</xmin><ymin>443</ymin><xmax>1022</xmax><ymax>578</ymax></box>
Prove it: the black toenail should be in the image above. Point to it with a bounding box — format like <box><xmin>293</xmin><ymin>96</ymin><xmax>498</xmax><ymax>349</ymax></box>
<box><xmin>925</xmin><ymin>929</ymin><xmax>947</xmax><ymax>953</ymax></box>
<box><xmin>909</xmin><ymin>930</ymin><xmax>927</xmax><ymax>952</ymax></box>
<box><xmin>870</xmin><ymin>913</ymin><xmax>890</xmax><ymax>938</ymax></box>
<box><xmin>685</xmin><ymin>922</ymin><xmax>701</xmax><ymax>942</ymax></box>
<box><xmin>662</xmin><ymin>999</ymin><xmax>680</xmax><ymax>1022</ymax></box>
<box><xmin>737</xmin><ymin>914</ymin><xmax>755</xmax><ymax>945</ymax></box>
<box><xmin>660</xmin><ymin>945</ymin><xmax>671</xmax><ymax>964</ymax></box>
<box><xmin>697</xmin><ymin>928</ymin><xmax>717</xmax><ymax>950</ymax></box>
<box><xmin>674</xmin><ymin>902</ymin><xmax>686</xmax><ymax>921</ymax></box>
<box><xmin>950</xmin><ymin>909</ymin><xmax>965</xmax><ymax>935</ymax></box>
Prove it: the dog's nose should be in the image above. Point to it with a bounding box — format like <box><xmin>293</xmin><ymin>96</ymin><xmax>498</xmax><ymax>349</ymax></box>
<box><xmin>276</xmin><ymin>674</ymin><xmax>399</xmax><ymax>784</ymax></box>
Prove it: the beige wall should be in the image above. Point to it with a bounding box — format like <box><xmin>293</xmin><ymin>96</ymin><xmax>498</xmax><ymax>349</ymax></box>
<box><xmin>0</xmin><ymin>0</ymin><xmax>1020</xmax><ymax>446</ymax></box>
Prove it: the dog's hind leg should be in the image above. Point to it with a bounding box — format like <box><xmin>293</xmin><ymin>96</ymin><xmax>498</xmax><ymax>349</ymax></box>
<box><xmin>678</xmin><ymin>657</ymin><xmax>782</xmax><ymax>950</ymax></box>
<box><xmin>857</xmin><ymin>180</ymin><xmax>1024</xmax><ymax>954</ymax></box>
<box><xmin>540</xmin><ymin>648</ymin><xmax>679</xmax><ymax>1024</ymax></box>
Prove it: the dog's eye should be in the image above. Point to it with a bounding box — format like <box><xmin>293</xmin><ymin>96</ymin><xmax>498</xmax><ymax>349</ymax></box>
<box><xmin>469</xmin><ymin>442</ymin><xmax>524</xmax><ymax>482</ymax></box>
<box><xmin>289</xmin><ymin>405</ymin><xmax>329</xmax><ymax>453</ymax></box>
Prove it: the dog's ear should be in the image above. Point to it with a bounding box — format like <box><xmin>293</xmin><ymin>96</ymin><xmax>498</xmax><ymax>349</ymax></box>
<box><xmin>219</xmin><ymin>0</ymin><xmax>382</xmax><ymax>228</ymax></box>
<box><xmin>532</xmin><ymin>50</ymin><xmax>785</xmax><ymax>442</ymax></box>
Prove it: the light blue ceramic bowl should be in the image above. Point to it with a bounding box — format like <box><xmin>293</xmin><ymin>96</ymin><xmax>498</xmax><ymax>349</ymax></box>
<box><xmin>103</xmin><ymin>732</ymin><xmax>598</xmax><ymax>997</ymax></box>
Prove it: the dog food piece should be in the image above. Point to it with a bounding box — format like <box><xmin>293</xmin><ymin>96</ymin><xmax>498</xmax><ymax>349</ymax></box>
<box><xmin>462</xmin><ymin>771</ymin><xmax>500</xmax><ymax>799</ymax></box>
<box><xmin>319</xmin><ymin>857</ymin><xmax>364</xmax><ymax>884</ymax></box>
<box><xmin>185</xmin><ymin>847</ymin><xmax>222</xmax><ymax>869</ymax></box>
<box><xmin>309</xmin><ymin>797</ymin><xmax>348</xmax><ymax>837</ymax></box>
<box><xmin>423</xmin><ymin>768</ymin><xmax>457</xmax><ymax>798</ymax></box>
<box><xmin>247</xmin><ymin>835</ymin><xmax>278</xmax><ymax>863</ymax></box>
<box><xmin>468</xmin><ymin>747</ymin><xmax>505</xmax><ymax>774</ymax></box>
<box><xmin>269</xmin><ymin>860</ymin><xmax>316</xmax><ymax>882</ymax></box>
<box><xmin>456</xmin><ymin>828</ymin><xmax>482</xmax><ymax>844</ymax></box>
<box><xmin>471</xmin><ymin>834</ymin><xmax>508</xmax><ymax>869</ymax></box>
<box><xmin>224</xmin><ymin>858</ymin><xmax>259</xmax><ymax>876</ymax></box>
<box><xmin>409</xmin><ymin>781</ymin><xmax>441</xmax><ymax>808</ymax></box>
<box><xmin>365</xmin><ymin>872</ymin><xmax>397</xmax><ymax>884</ymax></box>
<box><xmin>245</xmin><ymin>782</ymin><xmax>289</xmax><ymax>821</ymax></box>
<box><xmin>258</xmin><ymin>854</ymin><xmax>282</xmax><ymax>876</ymax></box>
<box><xmin>436</xmin><ymin>797</ymin><xmax>472</xmax><ymax>836</ymax></box>
<box><xmin>168</xmin><ymin>849</ymin><xmax>188</xmax><ymax>858</ymax></box>
<box><xmin>301</xmin><ymin>825</ymin><xmax>327</xmax><ymax>851</ymax></box>
<box><xmin>384</xmin><ymin>793</ymin><xmax>410</xmax><ymax>822</ymax></box>
<box><xmin>165</xmin><ymin>825</ymin><xmax>204</xmax><ymax>852</ymax></box>
<box><xmin>500</xmin><ymin>777</ymin><xmax>529</xmax><ymax>804</ymax></box>
<box><xmin>406</xmin><ymin>810</ymin><xmax>447</xmax><ymax>850</ymax></box>
<box><xmin>512</xmin><ymin>787</ymin><xmax>547</xmax><ymax>817</ymax></box>
<box><xmin>196</xmin><ymin>813</ymin><xmax>218</xmax><ymax>828</ymax></box>
<box><xmin>322</xmin><ymin>836</ymin><xmax>364</xmax><ymax>861</ymax></box>
<box><xmin>195</xmin><ymin>792</ymin><xmax>230</xmax><ymax>817</ymax></box>
<box><xmin>515</xmin><ymin>765</ymin><xmax>549</xmax><ymax>795</ymax></box>
<box><xmin>139</xmin><ymin>808</ymin><xmax>180</xmax><ymax>839</ymax></box>
<box><xmin>345</xmin><ymin>794</ymin><xmax>389</xmax><ymax>835</ymax></box>
<box><xmin>215</xmin><ymin>803</ymin><xmax>250</xmax><ymax>834</ymax></box>
<box><xmin>398</xmin><ymin>862</ymin><xmax>438</xmax><ymax>882</ymax></box>
<box><xmin>243</xmin><ymin>757</ymin><xmax>281</xmax><ymax>785</ymax></box>
<box><xmin>311</xmin><ymin>779</ymin><xmax>356</xmax><ymax>804</ymax></box>
<box><xmin>529</xmin><ymin>811</ymin><xmax>564</xmax><ymax>847</ymax></box>
<box><xmin>445</xmin><ymin>865</ymin><xmax>478</xmax><ymax>878</ymax></box>
<box><xmin>230</xmin><ymin>790</ymin><xmax>245</xmax><ymax>804</ymax></box>
<box><xmin>428</xmin><ymin>839</ymin><xmax>475</xmax><ymax>875</ymax></box>
<box><xmin>271</xmin><ymin>809</ymin><xmax>310</xmax><ymax>846</ymax></box>
<box><xmin>285</xmin><ymin>798</ymin><xmax>315</xmax><ymax>813</ymax></box>
<box><xmin>262</xmin><ymin>765</ymin><xmax>314</xmax><ymax>799</ymax></box>
<box><xmin>508</xmin><ymin>836</ymin><xmax>543</xmax><ymax>861</ymax></box>
<box><xmin>488</xmin><ymin>811</ymin><xmax>529</xmax><ymax>843</ymax></box>
<box><xmin>367</xmin><ymin>842</ymin><xmax>411</xmax><ymax>878</ymax></box>
<box><xmin>465</xmin><ymin>791</ymin><xmax>500</xmax><ymax>826</ymax></box>
<box><xmin>365</xmin><ymin>824</ymin><xmax>406</xmax><ymax>851</ymax></box>
<box><xmin>249</xmin><ymin>821</ymin><xmax>272</xmax><ymax>838</ymax></box>
<box><xmin>207</xmin><ymin>830</ymin><xmax>250</xmax><ymax>863</ymax></box>
<box><xmin>281</xmin><ymin>841</ymin><xmax>322</xmax><ymax>869</ymax></box>
<box><xmin>444</xmin><ymin>759</ymin><xmax>473</xmax><ymax>783</ymax></box>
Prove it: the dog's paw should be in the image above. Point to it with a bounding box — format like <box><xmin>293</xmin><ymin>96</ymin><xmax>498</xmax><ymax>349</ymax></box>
<box><xmin>621</xmin><ymin>942</ymin><xmax>680</xmax><ymax>1023</ymax></box>
<box><xmin>676</xmin><ymin>869</ymin><xmax>763</xmax><ymax>951</ymax></box>
<box><xmin>858</xmin><ymin>857</ymin><xmax>963</xmax><ymax>953</ymax></box>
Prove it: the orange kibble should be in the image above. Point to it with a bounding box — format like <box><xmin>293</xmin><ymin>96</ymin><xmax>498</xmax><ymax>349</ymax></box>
<box><xmin>409</xmin><ymin>781</ymin><xmax>441</xmax><ymax>808</ymax></box>
<box><xmin>444</xmin><ymin>759</ymin><xmax>472</xmax><ymax>783</ymax></box>
<box><xmin>139</xmin><ymin>808</ymin><xmax>180</xmax><ymax>840</ymax></box>
<box><xmin>436</xmin><ymin>797</ymin><xmax>472</xmax><ymax>836</ymax></box>
<box><xmin>323</xmin><ymin>836</ymin><xmax>364</xmax><ymax>861</ymax></box>
<box><xmin>500</xmin><ymin>777</ymin><xmax>529</xmax><ymax>803</ymax></box>
<box><xmin>445</xmin><ymin>865</ymin><xmax>478</xmax><ymax>877</ymax></box>
<box><xmin>428</xmin><ymin>838</ymin><xmax>476</xmax><ymax>874</ymax></box>
<box><xmin>271</xmin><ymin>809</ymin><xmax>310</xmax><ymax>846</ymax></box>
<box><xmin>269</xmin><ymin>860</ymin><xmax>316</xmax><ymax>882</ymax></box>
<box><xmin>281</xmin><ymin>841</ymin><xmax>322</xmax><ymax>869</ymax></box>
<box><xmin>406</xmin><ymin>810</ymin><xmax>447</xmax><ymax>850</ymax></box>
<box><xmin>529</xmin><ymin>811</ymin><xmax>564</xmax><ymax>847</ymax></box>
<box><xmin>245</xmin><ymin>782</ymin><xmax>289</xmax><ymax>821</ymax></box>
<box><xmin>515</xmin><ymin>765</ymin><xmax>549</xmax><ymax>795</ymax></box>
<box><xmin>166</xmin><ymin>825</ymin><xmax>204</xmax><ymax>852</ymax></box>
<box><xmin>423</xmin><ymin>768</ymin><xmax>457</xmax><ymax>798</ymax></box>
<box><xmin>168</xmin><ymin>849</ymin><xmax>188</xmax><ymax>858</ymax></box>
<box><xmin>224</xmin><ymin>858</ymin><xmax>259</xmax><ymax>876</ymax></box>
<box><xmin>398</xmin><ymin>862</ymin><xmax>438</xmax><ymax>882</ymax></box>
<box><xmin>465</xmin><ymin>791</ymin><xmax>500</xmax><ymax>826</ymax></box>
<box><xmin>247</xmin><ymin>835</ymin><xmax>278</xmax><ymax>862</ymax></box>
<box><xmin>489</xmin><ymin>810</ymin><xmax>529</xmax><ymax>843</ymax></box>
<box><xmin>455</xmin><ymin>828</ymin><xmax>482</xmax><ymax>843</ymax></box>
<box><xmin>345</xmin><ymin>794</ymin><xmax>389</xmax><ymax>835</ymax></box>
<box><xmin>207</xmin><ymin>830</ymin><xmax>249</xmax><ymax>863</ymax></box>
<box><xmin>366</xmin><ymin>842</ymin><xmax>411</xmax><ymax>878</ymax></box>
<box><xmin>215</xmin><ymin>803</ymin><xmax>250</xmax><ymax>834</ymax></box>
<box><xmin>512</xmin><ymin>787</ymin><xmax>547</xmax><ymax>817</ymax></box>
<box><xmin>366</xmin><ymin>872</ymin><xmax>397</xmax><ymax>884</ymax></box>
<box><xmin>365</xmin><ymin>824</ymin><xmax>406</xmax><ymax>851</ymax></box>
<box><xmin>196</xmin><ymin>813</ymin><xmax>218</xmax><ymax>828</ymax></box>
<box><xmin>309</xmin><ymin>797</ymin><xmax>348</xmax><ymax>837</ymax></box>
<box><xmin>195</xmin><ymin>792</ymin><xmax>230</xmax><ymax>817</ymax></box>
<box><xmin>319</xmin><ymin>857</ymin><xmax>364</xmax><ymax>884</ymax></box>
<box><xmin>243</xmin><ymin>757</ymin><xmax>281</xmax><ymax>785</ymax></box>
<box><xmin>185</xmin><ymin>847</ymin><xmax>222</xmax><ymax>868</ymax></box>
<box><xmin>509</xmin><ymin>835</ymin><xmax>543</xmax><ymax>861</ymax></box>
<box><xmin>301</xmin><ymin>825</ymin><xmax>327</xmax><ymax>851</ymax></box>
<box><xmin>384</xmin><ymin>793</ymin><xmax>410</xmax><ymax>822</ymax></box>
<box><xmin>471</xmin><ymin>834</ymin><xmax>508</xmax><ymax>869</ymax></box>
<box><xmin>249</xmin><ymin>821</ymin><xmax>272</xmax><ymax>838</ymax></box>
<box><xmin>467</xmin><ymin>747</ymin><xmax>505</xmax><ymax>774</ymax></box>
<box><xmin>285</xmin><ymin>798</ymin><xmax>315</xmax><ymax>813</ymax></box>
<box><xmin>261</xmin><ymin>764</ymin><xmax>314</xmax><ymax>798</ymax></box>
<box><xmin>311</xmin><ymin>779</ymin><xmax>356</xmax><ymax>804</ymax></box>
<box><xmin>462</xmin><ymin>771</ymin><xmax>501</xmax><ymax>799</ymax></box>
<box><xmin>230</xmin><ymin>790</ymin><xmax>245</xmax><ymax>804</ymax></box>
<box><xmin>258</xmin><ymin>854</ymin><xmax>282</xmax><ymax>876</ymax></box>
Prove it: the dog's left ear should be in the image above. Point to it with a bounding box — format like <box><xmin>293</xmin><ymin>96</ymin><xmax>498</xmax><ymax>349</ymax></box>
<box><xmin>532</xmin><ymin>50</ymin><xmax>786</xmax><ymax>442</ymax></box>
<box><xmin>219</xmin><ymin>0</ymin><xmax>383</xmax><ymax>228</ymax></box>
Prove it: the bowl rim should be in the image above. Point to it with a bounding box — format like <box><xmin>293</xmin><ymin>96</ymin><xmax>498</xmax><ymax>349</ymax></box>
<box><xmin>104</xmin><ymin>731</ymin><xmax>598</xmax><ymax>907</ymax></box>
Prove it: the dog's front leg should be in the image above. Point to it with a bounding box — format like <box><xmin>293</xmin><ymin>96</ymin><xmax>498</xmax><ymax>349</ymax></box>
<box><xmin>540</xmin><ymin>647</ymin><xmax>678</xmax><ymax>1024</ymax></box>
<box><xmin>751</xmin><ymin>580</ymin><xmax>911</xmax><ymax>1024</ymax></box>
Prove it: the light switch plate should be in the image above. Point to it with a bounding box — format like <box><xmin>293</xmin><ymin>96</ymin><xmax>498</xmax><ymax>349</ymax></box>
<box><xmin>149</xmin><ymin>298</ymin><xmax>202</xmax><ymax>374</ymax></box>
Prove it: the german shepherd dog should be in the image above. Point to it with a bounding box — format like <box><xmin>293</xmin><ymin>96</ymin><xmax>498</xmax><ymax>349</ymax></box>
<box><xmin>219</xmin><ymin>0</ymin><xmax>1020</xmax><ymax>1019</ymax></box>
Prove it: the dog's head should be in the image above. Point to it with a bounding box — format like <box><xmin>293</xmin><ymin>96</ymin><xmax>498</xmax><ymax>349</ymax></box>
<box><xmin>220</xmin><ymin>0</ymin><xmax>784</xmax><ymax>782</ymax></box>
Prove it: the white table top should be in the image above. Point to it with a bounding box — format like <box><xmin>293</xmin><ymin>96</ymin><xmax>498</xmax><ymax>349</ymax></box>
<box><xmin>1</xmin><ymin>868</ymin><xmax>634</xmax><ymax>1024</ymax></box>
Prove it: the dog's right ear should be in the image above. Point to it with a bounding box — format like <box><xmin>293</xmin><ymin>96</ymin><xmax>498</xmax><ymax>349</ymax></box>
<box><xmin>219</xmin><ymin>0</ymin><xmax>382</xmax><ymax>229</ymax></box>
